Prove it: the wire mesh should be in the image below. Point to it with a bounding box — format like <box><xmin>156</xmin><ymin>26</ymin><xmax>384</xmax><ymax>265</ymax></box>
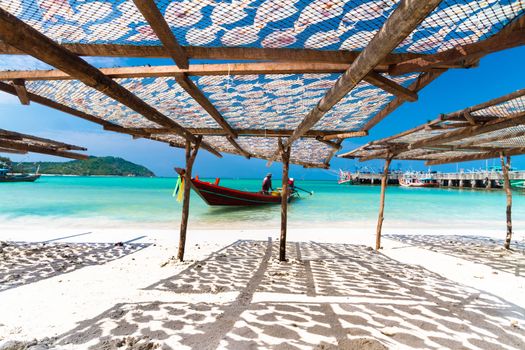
<box><xmin>471</xmin><ymin>95</ymin><xmax>525</xmax><ymax>118</ymax></box>
<box><xmin>1</xmin><ymin>1</ymin><xmax>522</xmax><ymax>52</ymax></box>
<box><xmin>116</xmin><ymin>77</ymin><xmax>220</xmax><ymax>128</ymax></box>
<box><xmin>22</xmin><ymin>79</ymin><xmax>159</xmax><ymax>128</ymax></box>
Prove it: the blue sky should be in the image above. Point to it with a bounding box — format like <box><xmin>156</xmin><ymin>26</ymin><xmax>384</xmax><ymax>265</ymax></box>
<box><xmin>0</xmin><ymin>46</ymin><xmax>524</xmax><ymax>179</ymax></box>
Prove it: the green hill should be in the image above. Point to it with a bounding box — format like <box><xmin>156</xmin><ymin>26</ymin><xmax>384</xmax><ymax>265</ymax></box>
<box><xmin>6</xmin><ymin>156</ymin><xmax>155</xmax><ymax>177</ymax></box>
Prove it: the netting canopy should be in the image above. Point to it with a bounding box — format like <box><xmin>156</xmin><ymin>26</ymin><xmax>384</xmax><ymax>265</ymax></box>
<box><xmin>0</xmin><ymin>1</ymin><xmax>524</xmax><ymax>167</ymax></box>
<box><xmin>2</xmin><ymin>0</ymin><xmax>522</xmax><ymax>52</ymax></box>
<box><xmin>339</xmin><ymin>88</ymin><xmax>525</xmax><ymax>165</ymax></box>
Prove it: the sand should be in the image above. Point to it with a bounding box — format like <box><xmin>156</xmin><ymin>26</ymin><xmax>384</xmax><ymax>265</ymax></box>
<box><xmin>0</xmin><ymin>225</ymin><xmax>524</xmax><ymax>349</ymax></box>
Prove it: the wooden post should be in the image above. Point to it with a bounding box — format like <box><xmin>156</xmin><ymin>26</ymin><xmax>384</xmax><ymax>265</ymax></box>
<box><xmin>500</xmin><ymin>153</ymin><xmax>513</xmax><ymax>250</ymax></box>
<box><xmin>376</xmin><ymin>156</ymin><xmax>392</xmax><ymax>250</ymax></box>
<box><xmin>279</xmin><ymin>139</ymin><xmax>291</xmax><ymax>262</ymax></box>
<box><xmin>177</xmin><ymin>136</ymin><xmax>202</xmax><ymax>261</ymax></box>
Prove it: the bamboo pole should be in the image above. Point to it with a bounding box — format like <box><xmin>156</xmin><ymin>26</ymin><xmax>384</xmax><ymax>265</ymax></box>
<box><xmin>177</xmin><ymin>136</ymin><xmax>202</xmax><ymax>261</ymax></box>
<box><xmin>376</xmin><ymin>156</ymin><xmax>393</xmax><ymax>250</ymax></box>
<box><xmin>500</xmin><ymin>153</ymin><xmax>513</xmax><ymax>250</ymax></box>
<box><xmin>279</xmin><ymin>139</ymin><xmax>291</xmax><ymax>261</ymax></box>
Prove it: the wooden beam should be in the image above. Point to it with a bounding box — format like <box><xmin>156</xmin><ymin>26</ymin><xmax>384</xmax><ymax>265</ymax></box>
<box><xmin>132</xmin><ymin>0</ymin><xmax>188</xmax><ymax>69</ymax></box>
<box><xmin>322</xmin><ymin>130</ymin><xmax>368</xmax><ymax>141</ymax></box>
<box><xmin>11</xmin><ymin>79</ymin><xmax>29</xmax><ymax>105</ymax></box>
<box><xmin>376</xmin><ymin>156</ymin><xmax>392</xmax><ymax>250</ymax></box>
<box><xmin>362</xmin><ymin>70</ymin><xmax>445</xmax><ymax>131</ymax></box>
<box><xmin>279</xmin><ymin>138</ymin><xmax>291</xmax><ymax>262</ymax></box>
<box><xmin>174</xmin><ymin>73</ymin><xmax>237</xmax><ymax>138</ymax></box>
<box><xmin>463</xmin><ymin>109</ymin><xmax>478</xmax><ymax>126</ymax></box>
<box><xmin>0</xmin><ymin>8</ymin><xmax>196</xmax><ymax>143</ymax></box>
<box><xmin>226</xmin><ymin>135</ymin><xmax>251</xmax><ymax>159</ymax></box>
<box><xmin>176</xmin><ymin>136</ymin><xmax>202</xmax><ymax>262</ymax></box>
<box><xmin>272</xmin><ymin>0</ymin><xmax>443</xmax><ymax>159</ymax></box>
<box><xmin>363</xmin><ymin>71</ymin><xmax>418</xmax><ymax>102</ymax></box>
<box><xmin>390</xmin><ymin>15</ymin><xmax>525</xmax><ymax>76</ymax></box>
<box><xmin>0</xmin><ymin>41</ymin><xmax>423</xmax><ymax>65</ymax></box>
<box><xmin>500</xmin><ymin>153</ymin><xmax>513</xmax><ymax>250</ymax></box>
<box><xmin>425</xmin><ymin>147</ymin><xmax>525</xmax><ymax>165</ymax></box>
<box><xmin>410</xmin><ymin>111</ymin><xmax>525</xmax><ymax>150</ymax></box>
<box><xmin>0</xmin><ymin>129</ymin><xmax>86</xmax><ymax>151</ymax></box>
<box><xmin>106</xmin><ymin>126</ymin><xmax>357</xmax><ymax>138</ymax></box>
<box><xmin>0</xmin><ymin>139</ymin><xmax>88</xmax><ymax>159</ymax></box>
<box><xmin>0</xmin><ymin>147</ymin><xmax>27</xmax><ymax>154</ymax></box>
<box><xmin>315</xmin><ymin>137</ymin><xmax>341</xmax><ymax>150</ymax></box>
<box><xmin>0</xmin><ymin>62</ymin><xmax>357</xmax><ymax>81</ymax></box>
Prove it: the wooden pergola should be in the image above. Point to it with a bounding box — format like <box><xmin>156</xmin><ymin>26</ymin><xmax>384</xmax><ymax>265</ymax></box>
<box><xmin>0</xmin><ymin>129</ymin><xmax>87</xmax><ymax>159</ymax></box>
<box><xmin>0</xmin><ymin>1</ymin><xmax>524</xmax><ymax>260</ymax></box>
<box><xmin>339</xmin><ymin>88</ymin><xmax>525</xmax><ymax>251</ymax></box>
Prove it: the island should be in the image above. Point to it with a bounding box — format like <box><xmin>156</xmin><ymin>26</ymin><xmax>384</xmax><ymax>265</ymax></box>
<box><xmin>1</xmin><ymin>156</ymin><xmax>155</xmax><ymax>177</ymax></box>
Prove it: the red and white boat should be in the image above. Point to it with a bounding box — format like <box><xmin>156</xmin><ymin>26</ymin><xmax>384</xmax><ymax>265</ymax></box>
<box><xmin>189</xmin><ymin>176</ymin><xmax>298</xmax><ymax>206</ymax></box>
<box><xmin>399</xmin><ymin>172</ymin><xmax>439</xmax><ymax>188</ymax></box>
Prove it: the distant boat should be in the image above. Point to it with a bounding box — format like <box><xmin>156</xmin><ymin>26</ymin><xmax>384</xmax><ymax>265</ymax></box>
<box><xmin>338</xmin><ymin>169</ymin><xmax>353</xmax><ymax>185</ymax></box>
<box><xmin>187</xmin><ymin>176</ymin><xmax>299</xmax><ymax>206</ymax></box>
<box><xmin>0</xmin><ymin>167</ymin><xmax>40</xmax><ymax>183</ymax></box>
<box><xmin>399</xmin><ymin>172</ymin><xmax>438</xmax><ymax>188</ymax></box>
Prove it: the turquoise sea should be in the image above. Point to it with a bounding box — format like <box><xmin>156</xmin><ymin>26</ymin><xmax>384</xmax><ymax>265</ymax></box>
<box><xmin>0</xmin><ymin>176</ymin><xmax>524</xmax><ymax>230</ymax></box>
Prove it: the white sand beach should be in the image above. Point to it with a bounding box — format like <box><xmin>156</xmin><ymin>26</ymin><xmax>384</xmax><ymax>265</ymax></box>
<box><xmin>0</xmin><ymin>225</ymin><xmax>524</xmax><ymax>350</ymax></box>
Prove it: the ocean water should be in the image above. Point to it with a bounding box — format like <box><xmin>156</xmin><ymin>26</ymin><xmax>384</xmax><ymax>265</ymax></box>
<box><xmin>0</xmin><ymin>176</ymin><xmax>524</xmax><ymax>230</ymax></box>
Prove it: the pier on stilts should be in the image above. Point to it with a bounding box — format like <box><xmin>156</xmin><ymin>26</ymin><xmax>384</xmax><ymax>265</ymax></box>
<box><xmin>347</xmin><ymin>170</ymin><xmax>525</xmax><ymax>189</ymax></box>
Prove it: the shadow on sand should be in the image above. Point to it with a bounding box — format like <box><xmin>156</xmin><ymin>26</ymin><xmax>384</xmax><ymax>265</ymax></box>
<box><xmin>0</xmin><ymin>240</ymin><xmax>150</xmax><ymax>292</ymax></box>
<box><xmin>53</xmin><ymin>239</ymin><xmax>525</xmax><ymax>349</ymax></box>
<box><xmin>385</xmin><ymin>234</ymin><xmax>525</xmax><ymax>275</ymax></box>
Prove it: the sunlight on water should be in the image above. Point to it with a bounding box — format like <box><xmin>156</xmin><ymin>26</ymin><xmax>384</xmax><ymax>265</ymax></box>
<box><xmin>0</xmin><ymin>176</ymin><xmax>524</xmax><ymax>229</ymax></box>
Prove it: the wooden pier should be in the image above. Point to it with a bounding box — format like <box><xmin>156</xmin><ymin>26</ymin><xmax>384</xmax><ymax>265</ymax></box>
<box><xmin>348</xmin><ymin>171</ymin><xmax>525</xmax><ymax>189</ymax></box>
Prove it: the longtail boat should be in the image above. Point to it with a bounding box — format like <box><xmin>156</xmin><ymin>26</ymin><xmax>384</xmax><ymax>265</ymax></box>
<box><xmin>399</xmin><ymin>172</ymin><xmax>439</xmax><ymax>188</ymax></box>
<box><xmin>190</xmin><ymin>177</ymin><xmax>298</xmax><ymax>206</ymax></box>
<box><xmin>0</xmin><ymin>168</ymin><xmax>40</xmax><ymax>183</ymax></box>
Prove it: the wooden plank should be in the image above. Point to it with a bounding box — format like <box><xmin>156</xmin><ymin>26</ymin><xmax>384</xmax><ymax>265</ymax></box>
<box><xmin>274</xmin><ymin>0</ymin><xmax>442</xmax><ymax>157</ymax></box>
<box><xmin>132</xmin><ymin>0</ymin><xmax>188</xmax><ymax>69</ymax></box>
<box><xmin>425</xmin><ymin>147</ymin><xmax>525</xmax><ymax>165</ymax></box>
<box><xmin>390</xmin><ymin>15</ymin><xmax>525</xmax><ymax>76</ymax></box>
<box><xmin>0</xmin><ymin>8</ymin><xmax>196</xmax><ymax>143</ymax></box>
<box><xmin>279</xmin><ymin>138</ymin><xmax>291</xmax><ymax>262</ymax></box>
<box><xmin>0</xmin><ymin>41</ymin><xmax>424</xmax><ymax>66</ymax></box>
<box><xmin>362</xmin><ymin>70</ymin><xmax>445</xmax><ymax>131</ymax></box>
<box><xmin>322</xmin><ymin>130</ymin><xmax>368</xmax><ymax>141</ymax></box>
<box><xmin>363</xmin><ymin>71</ymin><xmax>418</xmax><ymax>102</ymax></box>
<box><xmin>410</xmin><ymin>111</ymin><xmax>525</xmax><ymax>150</ymax></box>
<box><xmin>0</xmin><ymin>139</ymin><xmax>88</xmax><ymax>159</ymax></box>
<box><xmin>376</xmin><ymin>156</ymin><xmax>392</xmax><ymax>250</ymax></box>
<box><xmin>174</xmin><ymin>74</ymin><xmax>237</xmax><ymax>138</ymax></box>
<box><xmin>500</xmin><ymin>154</ymin><xmax>513</xmax><ymax>250</ymax></box>
<box><xmin>176</xmin><ymin>136</ymin><xmax>202</xmax><ymax>262</ymax></box>
<box><xmin>0</xmin><ymin>62</ymin><xmax>356</xmax><ymax>81</ymax></box>
<box><xmin>11</xmin><ymin>79</ymin><xmax>29</xmax><ymax>105</ymax></box>
<box><xmin>226</xmin><ymin>136</ymin><xmax>251</xmax><ymax>159</ymax></box>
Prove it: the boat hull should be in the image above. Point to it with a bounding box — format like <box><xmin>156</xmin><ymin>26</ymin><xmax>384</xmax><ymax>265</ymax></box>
<box><xmin>190</xmin><ymin>178</ymin><xmax>289</xmax><ymax>206</ymax></box>
<box><xmin>0</xmin><ymin>174</ymin><xmax>40</xmax><ymax>183</ymax></box>
<box><xmin>399</xmin><ymin>178</ymin><xmax>438</xmax><ymax>188</ymax></box>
